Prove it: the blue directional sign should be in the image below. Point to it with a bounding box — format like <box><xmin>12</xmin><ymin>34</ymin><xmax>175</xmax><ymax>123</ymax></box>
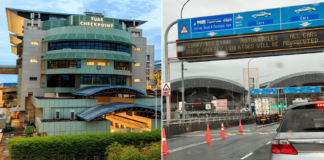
<box><xmin>251</xmin><ymin>88</ymin><xmax>277</xmax><ymax>95</ymax></box>
<box><xmin>283</xmin><ymin>86</ymin><xmax>321</xmax><ymax>94</ymax></box>
<box><xmin>178</xmin><ymin>2</ymin><xmax>324</xmax><ymax>40</ymax></box>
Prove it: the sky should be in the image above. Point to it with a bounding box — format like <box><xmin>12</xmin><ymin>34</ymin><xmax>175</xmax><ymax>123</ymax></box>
<box><xmin>162</xmin><ymin>0</ymin><xmax>324</xmax><ymax>86</ymax></box>
<box><xmin>0</xmin><ymin>0</ymin><xmax>161</xmax><ymax>82</ymax></box>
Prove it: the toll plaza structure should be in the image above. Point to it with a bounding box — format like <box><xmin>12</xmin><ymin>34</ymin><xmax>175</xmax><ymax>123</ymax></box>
<box><xmin>4</xmin><ymin>8</ymin><xmax>160</xmax><ymax>135</ymax></box>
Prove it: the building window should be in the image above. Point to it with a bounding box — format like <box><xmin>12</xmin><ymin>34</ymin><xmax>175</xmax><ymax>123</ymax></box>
<box><xmin>134</xmin><ymin>63</ymin><xmax>140</xmax><ymax>66</ymax></box>
<box><xmin>116</xmin><ymin>76</ymin><xmax>126</xmax><ymax>86</ymax></box>
<box><xmin>30</xmin><ymin>77</ymin><xmax>37</xmax><ymax>81</ymax></box>
<box><xmin>98</xmin><ymin>62</ymin><xmax>106</xmax><ymax>66</ymax></box>
<box><xmin>146</xmin><ymin>55</ymin><xmax>150</xmax><ymax>61</ymax></box>
<box><xmin>80</xmin><ymin>74</ymin><xmax>111</xmax><ymax>85</ymax></box>
<box><xmin>56</xmin><ymin>110</ymin><xmax>60</xmax><ymax>119</ymax></box>
<box><xmin>134</xmin><ymin>79</ymin><xmax>140</xmax><ymax>82</ymax></box>
<box><xmin>146</xmin><ymin>69</ymin><xmax>150</xmax><ymax>76</ymax></box>
<box><xmin>70</xmin><ymin>110</ymin><xmax>75</xmax><ymax>120</ymax></box>
<box><xmin>249</xmin><ymin>84</ymin><xmax>254</xmax><ymax>89</ymax></box>
<box><xmin>135</xmin><ymin>47</ymin><xmax>141</xmax><ymax>51</ymax></box>
<box><xmin>47</xmin><ymin>60</ymin><xmax>81</xmax><ymax>69</ymax></box>
<box><xmin>132</xmin><ymin>32</ymin><xmax>140</xmax><ymax>37</ymax></box>
<box><xmin>146</xmin><ymin>76</ymin><xmax>150</xmax><ymax>80</ymax></box>
<box><xmin>87</xmin><ymin>62</ymin><xmax>94</xmax><ymax>65</ymax></box>
<box><xmin>249</xmin><ymin>78</ymin><xmax>254</xmax><ymax>83</ymax></box>
<box><xmin>47</xmin><ymin>75</ymin><xmax>75</xmax><ymax>87</ymax></box>
<box><xmin>114</xmin><ymin>62</ymin><xmax>130</xmax><ymax>70</ymax></box>
<box><xmin>30</xmin><ymin>59</ymin><xmax>38</xmax><ymax>63</ymax></box>
<box><xmin>31</xmin><ymin>41</ymin><xmax>39</xmax><ymax>45</ymax></box>
<box><xmin>48</xmin><ymin>41</ymin><xmax>130</xmax><ymax>53</ymax></box>
<box><xmin>146</xmin><ymin>62</ymin><xmax>150</xmax><ymax>68</ymax></box>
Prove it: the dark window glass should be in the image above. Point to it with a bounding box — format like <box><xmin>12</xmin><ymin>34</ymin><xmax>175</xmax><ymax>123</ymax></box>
<box><xmin>47</xmin><ymin>60</ymin><xmax>81</xmax><ymax>69</ymax></box>
<box><xmin>116</xmin><ymin>76</ymin><xmax>126</xmax><ymax>86</ymax></box>
<box><xmin>80</xmin><ymin>74</ymin><xmax>111</xmax><ymax>85</ymax></box>
<box><xmin>30</xmin><ymin>77</ymin><xmax>37</xmax><ymax>81</ymax></box>
<box><xmin>280</xmin><ymin>108</ymin><xmax>324</xmax><ymax>132</ymax></box>
<box><xmin>114</xmin><ymin>62</ymin><xmax>130</xmax><ymax>70</ymax></box>
<box><xmin>47</xmin><ymin>75</ymin><xmax>75</xmax><ymax>87</ymax></box>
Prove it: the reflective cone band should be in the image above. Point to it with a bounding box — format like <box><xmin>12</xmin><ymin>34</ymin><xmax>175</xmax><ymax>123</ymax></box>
<box><xmin>205</xmin><ymin>124</ymin><xmax>212</xmax><ymax>143</ymax></box>
<box><xmin>220</xmin><ymin>122</ymin><xmax>226</xmax><ymax>139</ymax></box>
<box><xmin>162</xmin><ymin>128</ymin><xmax>169</xmax><ymax>154</ymax></box>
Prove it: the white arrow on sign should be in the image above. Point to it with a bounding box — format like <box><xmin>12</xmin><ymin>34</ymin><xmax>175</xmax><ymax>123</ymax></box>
<box><xmin>252</xmin><ymin>27</ymin><xmax>263</xmax><ymax>32</ymax></box>
<box><xmin>208</xmin><ymin>32</ymin><xmax>217</xmax><ymax>36</ymax></box>
<box><xmin>300</xmin><ymin>22</ymin><xmax>311</xmax><ymax>27</ymax></box>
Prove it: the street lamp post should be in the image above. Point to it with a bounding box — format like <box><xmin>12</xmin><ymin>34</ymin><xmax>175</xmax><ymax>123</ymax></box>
<box><xmin>181</xmin><ymin>0</ymin><xmax>190</xmax><ymax>19</ymax></box>
<box><xmin>247</xmin><ymin>58</ymin><xmax>254</xmax><ymax>115</ymax></box>
<box><xmin>148</xmin><ymin>80</ymin><xmax>157</xmax><ymax>129</ymax></box>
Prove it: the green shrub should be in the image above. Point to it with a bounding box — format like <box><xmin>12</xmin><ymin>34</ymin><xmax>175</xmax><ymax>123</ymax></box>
<box><xmin>106</xmin><ymin>142</ymin><xmax>161</xmax><ymax>160</ymax></box>
<box><xmin>24</xmin><ymin>126</ymin><xmax>34</xmax><ymax>134</ymax></box>
<box><xmin>7</xmin><ymin>129</ymin><xmax>161</xmax><ymax>160</ymax></box>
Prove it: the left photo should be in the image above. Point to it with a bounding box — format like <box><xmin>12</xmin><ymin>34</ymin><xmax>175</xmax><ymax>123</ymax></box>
<box><xmin>0</xmin><ymin>0</ymin><xmax>162</xmax><ymax>159</ymax></box>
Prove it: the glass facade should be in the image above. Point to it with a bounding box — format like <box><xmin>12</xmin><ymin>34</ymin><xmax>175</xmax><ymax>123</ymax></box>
<box><xmin>47</xmin><ymin>60</ymin><xmax>81</xmax><ymax>69</ymax></box>
<box><xmin>48</xmin><ymin>41</ymin><xmax>130</xmax><ymax>53</ymax></box>
<box><xmin>81</xmin><ymin>74</ymin><xmax>111</xmax><ymax>85</ymax></box>
<box><xmin>47</xmin><ymin>75</ymin><xmax>75</xmax><ymax>87</ymax></box>
<box><xmin>116</xmin><ymin>76</ymin><xmax>126</xmax><ymax>86</ymax></box>
<box><xmin>114</xmin><ymin>62</ymin><xmax>130</xmax><ymax>70</ymax></box>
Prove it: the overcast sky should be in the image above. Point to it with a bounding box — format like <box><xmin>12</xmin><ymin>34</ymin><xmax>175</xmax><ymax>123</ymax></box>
<box><xmin>162</xmin><ymin>0</ymin><xmax>324</xmax><ymax>85</ymax></box>
<box><xmin>0</xmin><ymin>0</ymin><xmax>161</xmax><ymax>83</ymax></box>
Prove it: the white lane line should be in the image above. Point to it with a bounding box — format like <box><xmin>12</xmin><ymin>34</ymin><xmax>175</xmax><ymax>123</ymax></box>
<box><xmin>168</xmin><ymin>137</ymin><xmax>222</xmax><ymax>153</ymax></box>
<box><xmin>241</xmin><ymin>153</ymin><xmax>253</xmax><ymax>159</ymax></box>
<box><xmin>266</xmin><ymin>141</ymin><xmax>271</xmax><ymax>145</ymax></box>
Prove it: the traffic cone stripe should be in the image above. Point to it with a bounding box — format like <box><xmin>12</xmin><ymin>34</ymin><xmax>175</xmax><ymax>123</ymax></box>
<box><xmin>162</xmin><ymin>138</ymin><xmax>166</xmax><ymax>141</ymax></box>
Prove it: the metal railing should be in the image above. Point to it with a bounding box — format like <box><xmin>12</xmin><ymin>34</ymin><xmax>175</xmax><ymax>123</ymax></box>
<box><xmin>163</xmin><ymin>114</ymin><xmax>245</xmax><ymax>127</ymax></box>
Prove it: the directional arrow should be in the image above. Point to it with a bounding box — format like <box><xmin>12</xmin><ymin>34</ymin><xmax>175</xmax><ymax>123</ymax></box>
<box><xmin>252</xmin><ymin>27</ymin><xmax>263</xmax><ymax>32</ymax></box>
<box><xmin>300</xmin><ymin>22</ymin><xmax>311</xmax><ymax>27</ymax></box>
<box><xmin>208</xmin><ymin>32</ymin><xmax>217</xmax><ymax>36</ymax></box>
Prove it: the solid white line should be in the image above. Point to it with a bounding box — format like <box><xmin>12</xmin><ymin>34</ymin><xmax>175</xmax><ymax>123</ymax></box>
<box><xmin>241</xmin><ymin>153</ymin><xmax>253</xmax><ymax>159</ymax></box>
<box><xmin>168</xmin><ymin>137</ymin><xmax>222</xmax><ymax>153</ymax></box>
<box><xmin>266</xmin><ymin>141</ymin><xmax>271</xmax><ymax>145</ymax></box>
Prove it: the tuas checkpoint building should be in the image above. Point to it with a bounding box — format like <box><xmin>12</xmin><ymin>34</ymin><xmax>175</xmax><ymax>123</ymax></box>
<box><xmin>5</xmin><ymin>8</ymin><xmax>161</xmax><ymax>135</ymax></box>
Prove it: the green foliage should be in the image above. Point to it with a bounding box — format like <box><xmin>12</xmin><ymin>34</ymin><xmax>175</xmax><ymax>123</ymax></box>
<box><xmin>245</xmin><ymin>111</ymin><xmax>250</xmax><ymax>117</ymax></box>
<box><xmin>7</xmin><ymin>128</ymin><xmax>161</xmax><ymax>160</ymax></box>
<box><xmin>3</xmin><ymin>93</ymin><xmax>14</xmax><ymax>105</ymax></box>
<box><xmin>24</xmin><ymin>126</ymin><xmax>34</xmax><ymax>134</ymax></box>
<box><xmin>106</xmin><ymin>142</ymin><xmax>161</xmax><ymax>160</ymax></box>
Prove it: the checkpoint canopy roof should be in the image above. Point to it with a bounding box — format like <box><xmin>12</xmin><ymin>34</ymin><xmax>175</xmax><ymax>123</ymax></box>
<box><xmin>76</xmin><ymin>102</ymin><xmax>161</xmax><ymax>121</ymax></box>
<box><xmin>72</xmin><ymin>86</ymin><xmax>147</xmax><ymax>97</ymax></box>
<box><xmin>260</xmin><ymin>71</ymin><xmax>324</xmax><ymax>88</ymax></box>
<box><xmin>171</xmin><ymin>76</ymin><xmax>248</xmax><ymax>95</ymax></box>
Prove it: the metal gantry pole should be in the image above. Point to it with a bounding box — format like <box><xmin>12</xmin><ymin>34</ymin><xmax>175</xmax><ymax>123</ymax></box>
<box><xmin>163</xmin><ymin>20</ymin><xmax>177</xmax><ymax>124</ymax></box>
<box><xmin>247</xmin><ymin>58</ymin><xmax>254</xmax><ymax>115</ymax></box>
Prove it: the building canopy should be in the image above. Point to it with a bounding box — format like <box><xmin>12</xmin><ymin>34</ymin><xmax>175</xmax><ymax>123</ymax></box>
<box><xmin>76</xmin><ymin>102</ymin><xmax>161</xmax><ymax>121</ymax></box>
<box><xmin>72</xmin><ymin>86</ymin><xmax>147</xmax><ymax>97</ymax></box>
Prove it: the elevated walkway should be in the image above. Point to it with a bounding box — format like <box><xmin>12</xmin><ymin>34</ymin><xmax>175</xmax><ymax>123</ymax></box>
<box><xmin>0</xmin><ymin>65</ymin><xmax>19</xmax><ymax>75</ymax></box>
<box><xmin>106</xmin><ymin>114</ymin><xmax>147</xmax><ymax>128</ymax></box>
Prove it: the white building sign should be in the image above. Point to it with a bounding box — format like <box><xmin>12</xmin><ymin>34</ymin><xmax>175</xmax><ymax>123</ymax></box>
<box><xmin>79</xmin><ymin>16</ymin><xmax>113</xmax><ymax>28</ymax></box>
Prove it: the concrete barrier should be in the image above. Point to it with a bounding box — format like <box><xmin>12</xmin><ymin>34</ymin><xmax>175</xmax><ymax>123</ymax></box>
<box><xmin>164</xmin><ymin>119</ymin><xmax>250</xmax><ymax>137</ymax></box>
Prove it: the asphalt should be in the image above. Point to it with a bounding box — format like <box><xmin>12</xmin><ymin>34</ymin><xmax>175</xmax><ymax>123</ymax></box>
<box><xmin>163</xmin><ymin>123</ymin><xmax>279</xmax><ymax>160</ymax></box>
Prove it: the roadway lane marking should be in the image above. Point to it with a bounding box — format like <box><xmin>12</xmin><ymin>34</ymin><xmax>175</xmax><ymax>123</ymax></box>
<box><xmin>241</xmin><ymin>153</ymin><xmax>253</xmax><ymax>159</ymax></box>
<box><xmin>259</xmin><ymin>132</ymin><xmax>269</xmax><ymax>134</ymax></box>
<box><xmin>266</xmin><ymin>141</ymin><xmax>271</xmax><ymax>145</ymax></box>
<box><xmin>168</xmin><ymin>137</ymin><xmax>222</xmax><ymax>153</ymax></box>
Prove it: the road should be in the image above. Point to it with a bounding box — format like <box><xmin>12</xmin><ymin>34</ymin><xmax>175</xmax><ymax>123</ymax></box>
<box><xmin>163</xmin><ymin>123</ymin><xmax>279</xmax><ymax>160</ymax></box>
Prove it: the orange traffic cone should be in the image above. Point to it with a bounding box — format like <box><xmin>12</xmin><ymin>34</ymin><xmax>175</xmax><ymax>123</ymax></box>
<box><xmin>205</xmin><ymin>124</ymin><xmax>212</xmax><ymax>143</ymax></box>
<box><xmin>162</xmin><ymin>128</ymin><xmax>169</xmax><ymax>154</ymax></box>
<box><xmin>238</xmin><ymin>119</ymin><xmax>243</xmax><ymax>132</ymax></box>
<box><xmin>220</xmin><ymin>122</ymin><xmax>226</xmax><ymax>139</ymax></box>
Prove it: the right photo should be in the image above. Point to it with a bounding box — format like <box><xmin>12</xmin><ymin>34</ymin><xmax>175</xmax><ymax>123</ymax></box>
<box><xmin>162</xmin><ymin>0</ymin><xmax>324</xmax><ymax>160</ymax></box>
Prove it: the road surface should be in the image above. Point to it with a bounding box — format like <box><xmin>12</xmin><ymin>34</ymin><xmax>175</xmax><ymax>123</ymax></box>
<box><xmin>163</xmin><ymin>123</ymin><xmax>279</xmax><ymax>160</ymax></box>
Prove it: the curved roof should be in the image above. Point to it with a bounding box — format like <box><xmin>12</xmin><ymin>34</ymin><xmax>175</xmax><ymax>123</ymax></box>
<box><xmin>76</xmin><ymin>102</ymin><xmax>161</xmax><ymax>121</ymax></box>
<box><xmin>171</xmin><ymin>76</ymin><xmax>247</xmax><ymax>95</ymax></box>
<box><xmin>41</xmin><ymin>52</ymin><xmax>134</xmax><ymax>62</ymax></box>
<box><xmin>42</xmin><ymin>34</ymin><xmax>135</xmax><ymax>46</ymax></box>
<box><xmin>73</xmin><ymin>86</ymin><xmax>147</xmax><ymax>96</ymax></box>
<box><xmin>264</xmin><ymin>71</ymin><xmax>324</xmax><ymax>88</ymax></box>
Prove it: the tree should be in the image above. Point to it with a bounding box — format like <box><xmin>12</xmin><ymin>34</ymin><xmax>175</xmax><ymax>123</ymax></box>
<box><xmin>3</xmin><ymin>93</ymin><xmax>14</xmax><ymax>106</ymax></box>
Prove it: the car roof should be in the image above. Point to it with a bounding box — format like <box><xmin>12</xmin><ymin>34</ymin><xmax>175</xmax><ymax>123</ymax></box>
<box><xmin>287</xmin><ymin>101</ymin><xmax>324</xmax><ymax>110</ymax></box>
